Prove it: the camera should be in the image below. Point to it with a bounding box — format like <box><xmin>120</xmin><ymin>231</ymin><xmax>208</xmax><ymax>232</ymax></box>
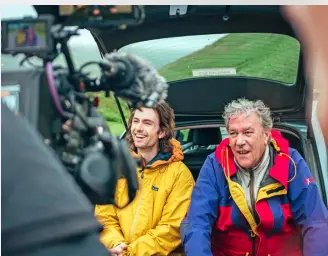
<box><xmin>1</xmin><ymin>6</ymin><xmax>169</xmax><ymax>207</ymax></box>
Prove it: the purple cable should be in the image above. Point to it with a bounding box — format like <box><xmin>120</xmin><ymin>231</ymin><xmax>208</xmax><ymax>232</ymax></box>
<box><xmin>45</xmin><ymin>62</ymin><xmax>65</xmax><ymax>116</ymax></box>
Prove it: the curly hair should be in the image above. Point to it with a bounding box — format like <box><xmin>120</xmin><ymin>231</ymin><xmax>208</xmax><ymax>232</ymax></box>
<box><xmin>125</xmin><ymin>101</ymin><xmax>175</xmax><ymax>153</ymax></box>
<box><xmin>223</xmin><ymin>98</ymin><xmax>273</xmax><ymax>130</ymax></box>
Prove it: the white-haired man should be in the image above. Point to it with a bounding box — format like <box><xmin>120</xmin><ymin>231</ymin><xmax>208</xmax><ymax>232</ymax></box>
<box><xmin>183</xmin><ymin>98</ymin><xmax>328</xmax><ymax>256</ymax></box>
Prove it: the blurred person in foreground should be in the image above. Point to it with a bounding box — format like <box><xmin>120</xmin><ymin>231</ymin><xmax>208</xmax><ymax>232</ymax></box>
<box><xmin>182</xmin><ymin>98</ymin><xmax>328</xmax><ymax>256</ymax></box>
<box><xmin>282</xmin><ymin>5</ymin><xmax>328</xmax><ymax>146</ymax></box>
<box><xmin>95</xmin><ymin>101</ymin><xmax>194</xmax><ymax>256</ymax></box>
<box><xmin>1</xmin><ymin>103</ymin><xmax>110</xmax><ymax>256</ymax></box>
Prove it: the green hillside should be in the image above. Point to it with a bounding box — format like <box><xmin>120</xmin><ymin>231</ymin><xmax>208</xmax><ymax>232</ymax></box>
<box><xmin>158</xmin><ymin>33</ymin><xmax>300</xmax><ymax>83</ymax></box>
<box><xmin>90</xmin><ymin>92</ymin><xmax>130</xmax><ymax>135</ymax></box>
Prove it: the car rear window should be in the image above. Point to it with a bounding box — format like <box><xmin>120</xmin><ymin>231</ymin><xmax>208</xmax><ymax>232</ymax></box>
<box><xmin>119</xmin><ymin>33</ymin><xmax>301</xmax><ymax>85</ymax></box>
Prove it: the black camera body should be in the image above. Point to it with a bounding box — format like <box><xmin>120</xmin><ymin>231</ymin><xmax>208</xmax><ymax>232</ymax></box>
<box><xmin>1</xmin><ymin>6</ymin><xmax>167</xmax><ymax>207</ymax></box>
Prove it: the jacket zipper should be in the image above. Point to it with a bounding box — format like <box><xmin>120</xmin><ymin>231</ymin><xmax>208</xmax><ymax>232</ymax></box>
<box><xmin>129</xmin><ymin>167</ymin><xmax>145</xmax><ymax>243</ymax></box>
<box><xmin>249</xmin><ymin>171</ymin><xmax>261</xmax><ymax>256</ymax></box>
<box><xmin>249</xmin><ymin>171</ymin><xmax>258</xmax><ymax>222</ymax></box>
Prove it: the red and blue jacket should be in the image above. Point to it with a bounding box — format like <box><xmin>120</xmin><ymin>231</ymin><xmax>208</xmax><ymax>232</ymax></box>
<box><xmin>182</xmin><ymin>130</ymin><xmax>328</xmax><ymax>256</ymax></box>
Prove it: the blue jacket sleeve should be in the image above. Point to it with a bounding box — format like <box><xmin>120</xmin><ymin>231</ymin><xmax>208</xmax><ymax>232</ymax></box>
<box><xmin>288</xmin><ymin>149</ymin><xmax>328</xmax><ymax>256</ymax></box>
<box><xmin>182</xmin><ymin>154</ymin><xmax>221</xmax><ymax>256</ymax></box>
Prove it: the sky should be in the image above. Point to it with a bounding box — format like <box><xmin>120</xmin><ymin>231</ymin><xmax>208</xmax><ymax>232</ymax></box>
<box><xmin>1</xmin><ymin>5</ymin><xmax>37</xmax><ymax>19</ymax></box>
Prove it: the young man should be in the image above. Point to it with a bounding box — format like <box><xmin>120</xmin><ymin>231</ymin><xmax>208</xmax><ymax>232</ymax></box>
<box><xmin>95</xmin><ymin>101</ymin><xmax>194</xmax><ymax>256</ymax></box>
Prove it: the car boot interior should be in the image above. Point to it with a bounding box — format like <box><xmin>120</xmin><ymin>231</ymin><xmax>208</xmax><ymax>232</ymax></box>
<box><xmin>182</xmin><ymin>127</ymin><xmax>222</xmax><ymax>180</ymax></box>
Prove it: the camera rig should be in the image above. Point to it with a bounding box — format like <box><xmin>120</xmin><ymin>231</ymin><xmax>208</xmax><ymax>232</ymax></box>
<box><xmin>1</xmin><ymin>5</ymin><xmax>169</xmax><ymax>207</ymax></box>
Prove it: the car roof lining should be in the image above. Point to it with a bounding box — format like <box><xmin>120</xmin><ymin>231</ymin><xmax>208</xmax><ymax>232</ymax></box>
<box><xmin>89</xmin><ymin>6</ymin><xmax>296</xmax><ymax>52</ymax></box>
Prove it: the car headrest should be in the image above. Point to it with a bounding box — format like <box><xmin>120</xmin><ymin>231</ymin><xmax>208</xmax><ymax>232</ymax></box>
<box><xmin>192</xmin><ymin>127</ymin><xmax>222</xmax><ymax>146</ymax></box>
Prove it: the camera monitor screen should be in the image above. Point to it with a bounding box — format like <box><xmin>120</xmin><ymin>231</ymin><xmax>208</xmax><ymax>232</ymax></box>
<box><xmin>4</xmin><ymin>21</ymin><xmax>48</xmax><ymax>52</ymax></box>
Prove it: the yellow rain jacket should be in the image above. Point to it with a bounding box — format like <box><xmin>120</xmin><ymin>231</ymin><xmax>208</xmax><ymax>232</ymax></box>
<box><xmin>95</xmin><ymin>138</ymin><xmax>194</xmax><ymax>256</ymax></box>
<box><xmin>15</xmin><ymin>31</ymin><xmax>26</xmax><ymax>46</ymax></box>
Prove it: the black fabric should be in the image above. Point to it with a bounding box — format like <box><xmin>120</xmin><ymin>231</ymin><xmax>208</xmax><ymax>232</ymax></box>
<box><xmin>183</xmin><ymin>128</ymin><xmax>222</xmax><ymax>180</ymax></box>
<box><xmin>6</xmin><ymin>233</ymin><xmax>109</xmax><ymax>256</ymax></box>
<box><xmin>192</xmin><ymin>127</ymin><xmax>222</xmax><ymax>146</ymax></box>
<box><xmin>183</xmin><ymin>151</ymin><xmax>215</xmax><ymax>181</ymax></box>
<box><xmin>1</xmin><ymin>103</ymin><xmax>105</xmax><ymax>255</ymax></box>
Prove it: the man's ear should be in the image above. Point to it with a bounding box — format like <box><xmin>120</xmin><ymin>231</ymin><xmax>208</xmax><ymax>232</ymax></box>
<box><xmin>264</xmin><ymin>129</ymin><xmax>271</xmax><ymax>144</ymax></box>
<box><xmin>158</xmin><ymin>129</ymin><xmax>166</xmax><ymax>139</ymax></box>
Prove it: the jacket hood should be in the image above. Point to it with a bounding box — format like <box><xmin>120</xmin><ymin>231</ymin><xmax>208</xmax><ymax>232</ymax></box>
<box><xmin>132</xmin><ymin>138</ymin><xmax>184</xmax><ymax>169</ymax></box>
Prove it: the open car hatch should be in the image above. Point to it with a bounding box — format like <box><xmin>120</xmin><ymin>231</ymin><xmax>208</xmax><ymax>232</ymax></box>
<box><xmin>33</xmin><ymin>5</ymin><xmax>310</xmax><ymax>125</ymax></box>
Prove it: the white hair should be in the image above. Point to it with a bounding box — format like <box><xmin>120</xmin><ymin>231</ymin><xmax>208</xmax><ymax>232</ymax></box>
<box><xmin>223</xmin><ymin>98</ymin><xmax>273</xmax><ymax>130</ymax></box>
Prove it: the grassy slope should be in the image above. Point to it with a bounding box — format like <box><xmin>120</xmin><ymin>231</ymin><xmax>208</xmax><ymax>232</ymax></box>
<box><xmin>91</xmin><ymin>93</ymin><xmax>131</xmax><ymax>135</ymax></box>
<box><xmin>158</xmin><ymin>33</ymin><xmax>300</xmax><ymax>83</ymax></box>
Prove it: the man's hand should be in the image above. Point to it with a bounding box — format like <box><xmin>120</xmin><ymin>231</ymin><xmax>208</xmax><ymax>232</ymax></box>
<box><xmin>62</xmin><ymin>119</ymin><xmax>72</xmax><ymax>133</ymax></box>
<box><xmin>109</xmin><ymin>243</ymin><xmax>128</xmax><ymax>256</ymax></box>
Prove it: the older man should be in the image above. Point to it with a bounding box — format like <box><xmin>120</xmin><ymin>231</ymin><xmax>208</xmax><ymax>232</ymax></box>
<box><xmin>183</xmin><ymin>98</ymin><xmax>328</xmax><ymax>256</ymax></box>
